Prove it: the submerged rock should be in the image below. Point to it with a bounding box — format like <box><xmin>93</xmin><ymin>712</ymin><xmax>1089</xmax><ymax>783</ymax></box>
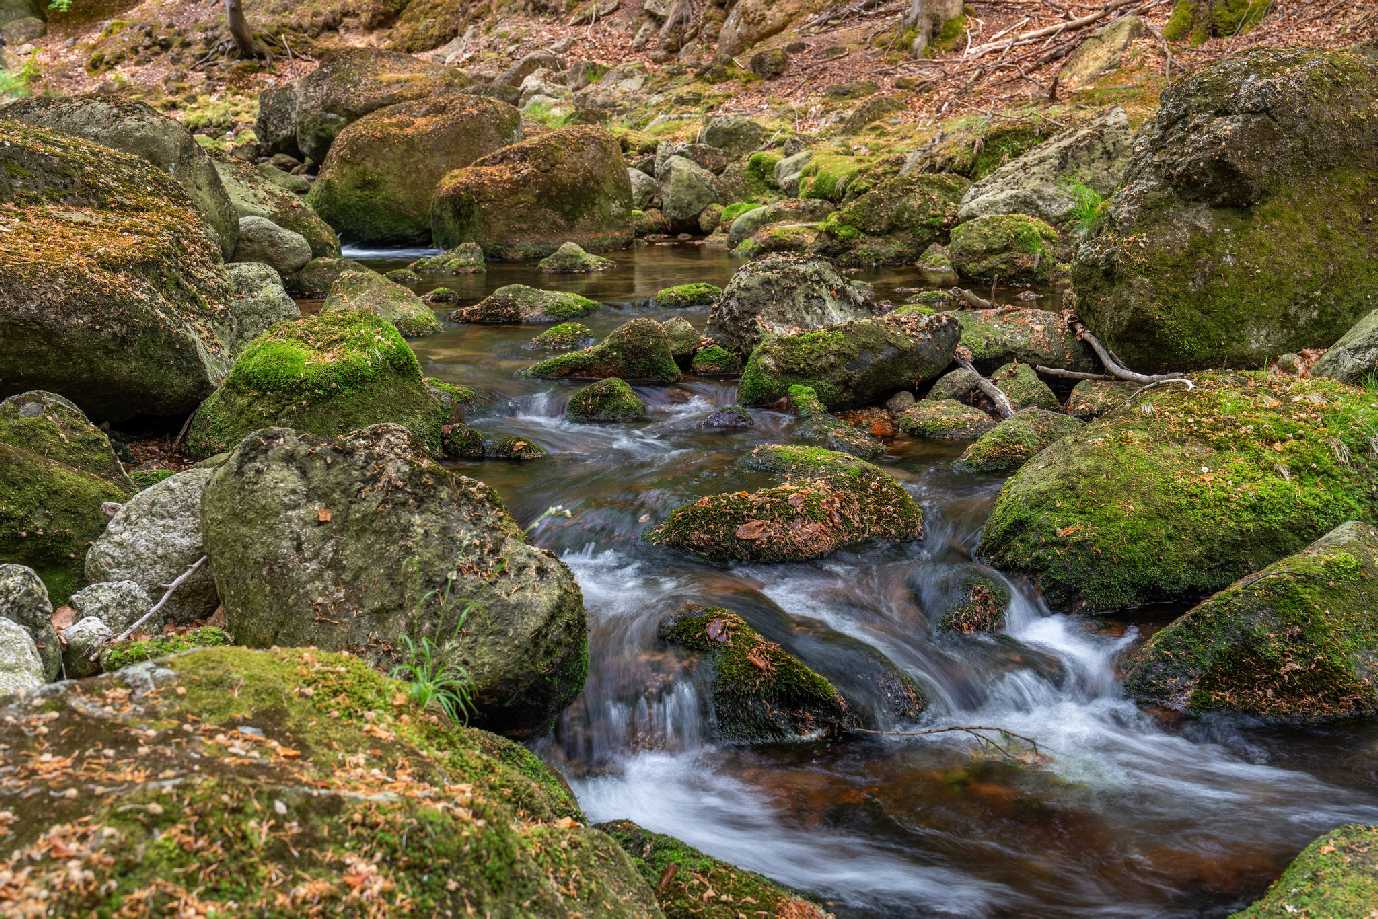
<box><xmin>528</xmin><ymin>318</ymin><xmax>681</xmax><ymax>384</ymax></box>
<box><xmin>981</xmin><ymin>373</ymin><xmax>1378</xmax><ymax>612</ymax></box>
<box><xmin>566</xmin><ymin>378</ymin><xmax>646</xmax><ymax>423</ymax></box>
<box><xmin>202</xmin><ymin>426</ymin><xmax>588</xmax><ymax>738</ymax></box>
<box><xmin>955</xmin><ymin>408</ymin><xmax>1084</xmax><ymax>474</ymax></box>
<box><xmin>647</xmin><ymin>445</ymin><xmax>923</xmax><ymax>563</ymax></box>
<box><xmin>1230</xmin><ymin>824</ymin><xmax>1378</xmax><ymax>919</ymax></box>
<box><xmin>707</xmin><ymin>254</ymin><xmax>878</xmax><ymax>354</ymax></box>
<box><xmin>323</xmin><ymin>266</ymin><xmax>441</xmax><ymax>338</ymax></box>
<box><xmin>1124</xmin><ymin>522</ymin><xmax>1378</xmax><ymax>723</ymax></box>
<box><xmin>451</xmin><ymin>284</ymin><xmax>599</xmax><ymax>324</ymax></box>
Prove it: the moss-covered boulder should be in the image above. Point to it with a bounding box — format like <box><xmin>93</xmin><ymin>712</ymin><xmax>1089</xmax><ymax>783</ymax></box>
<box><xmin>600</xmin><ymin>819</ymin><xmax>831</xmax><ymax>919</ymax></box>
<box><xmin>647</xmin><ymin>445</ymin><xmax>923</xmax><ymax>563</ymax></box>
<box><xmin>739</xmin><ymin>312</ymin><xmax>960</xmax><ymax>410</ymax></box>
<box><xmin>567</xmin><ymin>378</ymin><xmax>647</xmax><ymax>423</ymax></box>
<box><xmin>707</xmin><ymin>254</ymin><xmax>877</xmax><ymax>354</ymax></box>
<box><xmin>950</xmin><ymin>214</ymin><xmax>1059</xmax><ymax>284</ymax></box>
<box><xmin>1065</xmin><ymin>378</ymin><xmax>1136</xmax><ymax>419</ymax></box>
<box><xmin>292</xmin><ymin>48</ymin><xmax>471</xmax><ymax>163</ymax></box>
<box><xmin>936</xmin><ymin>569</ymin><xmax>1012</xmax><ymax>634</ymax></box>
<box><xmin>0</xmin><ymin>646</ymin><xmax>659</xmax><ymax>915</ymax></box>
<box><xmin>690</xmin><ymin>344</ymin><xmax>740</xmax><ymax>375</ymax></box>
<box><xmin>953</xmin><ymin>307</ymin><xmax>1096</xmax><ymax>373</ymax></box>
<box><xmin>539</xmin><ymin>241</ymin><xmax>613</xmax><ymax>273</ymax></box>
<box><xmin>824</xmin><ymin>171</ymin><xmax>970</xmax><ymax>266</ymax></box>
<box><xmin>185</xmin><ymin>310</ymin><xmax>452</xmax><ymax>459</ymax></box>
<box><xmin>1074</xmin><ymin>49</ymin><xmax>1378</xmax><ymax>372</ymax></box>
<box><xmin>412</xmin><ymin>241</ymin><xmax>486</xmax><ymax>274</ymax></box>
<box><xmin>213</xmin><ymin>159</ymin><xmax>340</xmax><ymax>258</ymax></box>
<box><xmin>1230</xmin><ymin>824</ymin><xmax>1378</xmax><ymax>919</ymax></box>
<box><xmin>0</xmin><ymin>119</ymin><xmax>231</xmax><ymax>422</ymax></box>
<box><xmin>990</xmin><ymin>362</ymin><xmax>1060</xmax><ymax>411</ymax></box>
<box><xmin>308</xmin><ymin>95</ymin><xmax>521</xmax><ymax>245</ymax></box>
<box><xmin>452</xmin><ymin>284</ymin><xmax>600</xmax><ymax>325</ymax></box>
<box><xmin>789</xmin><ymin>384</ymin><xmax>884</xmax><ymax>459</ymax></box>
<box><xmin>202</xmin><ymin>426</ymin><xmax>588</xmax><ymax>738</ymax></box>
<box><xmin>981</xmin><ymin>373</ymin><xmax>1378</xmax><ymax>612</ymax></box>
<box><xmin>2</xmin><ymin>96</ymin><xmax>239</xmax><ymax>258</ymax></box>
<box><xmin>955</xmin><ymin>408</ymin><xmax>1083</xmax><ymax>474</ymax></box>
<box><xmin>0</xmin><ymin>391</ymin><xmax>131</xmax><ymax>491</ymax></box>
<box><xmin>896</xmin><ymin>399</ymin><xmax>998</xmax><ymax>440</ymax></box>
<box><xmin>323</xmin><ymin>266</ymin><xmax>441</xmax><ymax>337</ymax></box>
<box><xmin>655</xmin><ymin>282</ymin><xmax>721</xmax><ymax>309</ymax></box>
<box><xmin>1124</xmin><ymin>522</ymin><xmax>1378</xmax><ymax>722</ymax></box>
<box><xmin>659</xmin><ymin>608</ymin><xmax>855</xmax><ymax>743</ymax></box>
<box><xmin>528</xmin><ymin>318</ymin><xmax>681</xmax><ymax>384</ymax></box>
<box><xmin>431</xmin><ymin>125</ymin><xmax>633</xmax><ymax>260</ymax></box>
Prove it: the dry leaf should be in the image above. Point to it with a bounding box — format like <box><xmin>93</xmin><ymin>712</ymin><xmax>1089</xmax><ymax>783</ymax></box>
<box><xmin>735</xmin><ymin>520</ymin><xmax>768</xmax><ymax>540</ymax></box>
<box><xmin>316</xmin><ymin>508</ymin><xmax>333</xmax><ymax>524</ymax></box>
<box><xmin>50</xmin><ymin>605</ymin><xmax>76</xmax><ymax>632</ymax></box>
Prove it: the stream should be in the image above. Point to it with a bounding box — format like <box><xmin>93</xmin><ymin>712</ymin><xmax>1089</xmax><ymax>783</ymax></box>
<box><xmin>356</xmin><ymin>242</ymin><xmax>1378</xmax><ymax>918</ymax></box>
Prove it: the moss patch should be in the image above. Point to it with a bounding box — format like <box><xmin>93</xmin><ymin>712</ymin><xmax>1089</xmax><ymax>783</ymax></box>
<box><xmin>528</xmin><ymin>318</ymin><xmax>681</xmax><ymax>384</ymax></box>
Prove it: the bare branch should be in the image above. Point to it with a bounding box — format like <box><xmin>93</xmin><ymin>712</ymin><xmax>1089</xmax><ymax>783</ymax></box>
<box><xmin>95</xmin><ymin>556</ymin><xmax>210</xmax><ymax>657</ymax></box>
<box><xmin>954</xmin><ymin>350</ymin><xmax>1015</xmax><ymax>419</ymax></box>
<box><xmin>856</xmin><ymin>724</ymin><xmax>1045</xmax><ymax>762</ymax></box>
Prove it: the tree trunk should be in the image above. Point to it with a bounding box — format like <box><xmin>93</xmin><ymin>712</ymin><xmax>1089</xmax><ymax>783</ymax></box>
<box><xmin>225</xmin><ymin>0</ymin><xmax>259</xmax><ymax>58</ymax></box>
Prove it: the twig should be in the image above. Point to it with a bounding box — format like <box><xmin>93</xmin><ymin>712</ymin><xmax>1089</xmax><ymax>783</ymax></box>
<box><xmin>855</xmin><ymin>724</ymin><xmax>1044</xmax><ymax>762</ymax></box>
<box><xmin>94</xmin><ymin>556</ymin><xmax>209</xmax><ymax>657</ymax></box>
<box><xmin>1035</xmin><ymin>365</ymin><xmax>1113</xmax><ymax>381</ymax></box>
<box><xmin>966</xmin><ymin>0</ymin><xmax>1137</xmax><ymax>56</ymax></box>
<box><xmin>955</xmin><ymin>348</ymin><xmax>1015</xmax><ymax>419</ymax></box>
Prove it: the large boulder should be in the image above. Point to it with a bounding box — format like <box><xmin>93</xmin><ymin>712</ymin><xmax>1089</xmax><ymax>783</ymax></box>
<box><xmin>213</xmin><ymin>159</ymin><xmax>340</xmax><ymax>258</ymax></box>
<box><xmin>0</xmin><ymin>392</ymin><xmax>132</xmax><ymax>603</ymax></box>
<box><xmin>0</xmin><ymin>618</ymin><xmax>42</xmax><ymax>697</ymax></box>
<box><xmin>223</xmin><ymin>263</ymin><xmax>301</xmax><ymax>355</ymax></box>
<box><xmin>308</xmin><ymin>95</ymin><xmax>521</xmax><ymax>245</ymax></box>
<box><xmin>528</xmin><ymin>318</ymin><xmax>681</xmax><ymax>384</ymax></box>
<box><xmin>658</xmin><ymin>155</ymin><xmax>720</xmax><ymax>231</ymax></box>
<box><xmin>1073</xmin><ymin>49</ymin><xmax>1378</xmax><ymax>372</ymax></box>
<box><xmin>825</xmin><ymin>172</ymin><xmax>970</xmax><ymax>266</ymax></box>
<box><xmin>647</xmin><ymin>445</ymin><xmax>923</xmax><ymax>563</ymax></box>
<box><xmin>958</xmin><ymin>107</ymin><xmax>1133</xmax><ymax>224</ymax></box>
<box><xmin>323</xmin><ymin>266</ymin><xmax>441</xmax><ymax>338</ymax></box>
<box><xmin>981</xmin><ymin>373</ymin><xmax>1378</xmax><ymax>612</ymax></box>
<box><xmin>738</xmin><ymin>312</ymin><xmax>959</xmax><ymax>409</ymax></box>
<box><xmin>232</xmin><ymin>215</ymin><xmax>312</xmax><ymax>276</ymax></box>
<box><xmin>951</xmin><ymin>307</ymin><xmax>1097</xmax><ymax>373</ymax></box>
<box><xmin>86</xmin><ymin>467</ymin><xmax>220</xmax><ymax>626</ymax></box>
<box><xmin>292</xmin><ymin>48</ymin><xmax>469</xmax><ymax>163</ymax></box>
<box><xmin>0</xmin><ymin>646</ymin><xmax>661</xmax><ymax>914</ymax></box>
<box><xmin>185</xmin><ymin>310</ymin><xmax>452</xmax><ymax>459</ymax></box>
<box><xmin>707</xmin><ymin>254</ymin><xmax>878</xmax><ymax>354</ymax></box>
<box><xmin>201</xmin><ymin>426</ymin><xmax>589</xmax><ymax>738</ymax></box>
<box><xmin>1</xmin><ymin>96</ymin><xmax>239</xmax><ymax>258</ymax></box>
<box><xmin>431</xmin><ymin>125</ymin><xmax>633</xmax><ymax>260</ymax></box>
<box><xmin>1124</xmin><ymin>522</ymin><xmax>1378</xmax><ymax>723</ymax></box>
<box><xmin>1230</xmin><ymin>824</ymin><xmax>1378</xmax><ymax>919</ymax></box>
<box><xmin>1313</xmin><ymin>309</ymin><xmax>1378</xmax><ymax>386</ymax></box>
<box><xmin>451</xmin><ymin>284</ymin><xmax>599</xmax><ymax>324</ymax></box>
<box><xmin>0</xmin><ymin>120</ymin><xmax>231</xmax><ymax>421</ymax></box>
<box><xmin>0</xmin><ymin>564</ymin><xmax>59</xmax><ymax>681</ymax></box>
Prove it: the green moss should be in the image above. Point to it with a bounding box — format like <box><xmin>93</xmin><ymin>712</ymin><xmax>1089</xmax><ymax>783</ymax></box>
<box><xmin>451</xmin><ymin>284</ymin><xmax>600</xmax><ymax>324</ymax></box>
<box><xmin>566</xmin><ymin>377</ymin><xmax>647</xmax><ymax>423</ymax></box>
<box><xmin>1231</xmin><ymin>824</ymin><xmax>1378</xmax><ymax>918</ymax></box>
<box><xmin>129</xmin><ymin>468</ymin><xmax>176</xmax><ymax>491</ymax></box>
<box><xmin>927</xmin><ymin>13</ymin><xmax>968</xmax><ymax>55</ymax></box>
<box><xmin>690</xmin><ymin>344</ymin><xmax>739</xmax><ymax>375</ymax></box>
<box><xmin>185</xmin><ymin>310</ymin><xmax>450</xmax><ymax>458</ymax></box>
<box><xmin>955</xmin><ymin>408</ymin><xmax>1083</xmax><ymax>474</ymax></box>
<box><xmin>828</xmin><ymin>171</ymin><xmax>969</xmax><ymax>266</ymax></box>
<box><xmin>531</xmin><ymin>321</ymin><xmax>594</xmax><ymax>352</ymax></box>
<box><xmin>1165</xmin><ymin>0</ymin><xmax>1269</xmax><ymax>44</ymax></box>
<box><xmin>718</xmin><ymin>201</ymin><xmax>761</xmax><ymax>225</ymax></box>
<box><xmin>950</xmin><ymin>214</ymin><xmax>1059</xmax><ymax>284</ymax></box>
<box><xmin>897</xmin><ymin>399</ymin><xmax>997</xmax><ymax>440</ymax></box>
<box><xmin>789</xmin><ymin>385</ymin><xmax>883</xmax><ymax>459</ymax></box>
<box><xmin>100</xmin><ymin>626</ymin><xmax>232</xmax><ymax>671</ymax></box>
<box><xmin>940</xmin><ymin>573</ymin><xmax>1011</xmax><ymax>634</ymax></box>
<box><xmin>654</xmin><ymin>282</ymin><xmax>721</xmax><ymax>308</ymax></box>
<box><xmin>981</xmin><ymin>373</ymin><xmax>1378</xmax><ymax>612</ymax></box>
<box><xmin>745</xmin><ymin>151</ymin><xmax>781</xmax><ymax>193</ymax></box>
<box><xmin>991</xmin><ymin>362</ymin><xmax>1060</xmax><ymax>411</ymax></box>
<box><xmin>527</xmin><ymin>318</ymin><xmax>681</xmax><ymax>384</ymax></box>
<box><xmin>322</xmin><ymin>267</ymin><xmax>441</xmax><ymax>338</ymax></box>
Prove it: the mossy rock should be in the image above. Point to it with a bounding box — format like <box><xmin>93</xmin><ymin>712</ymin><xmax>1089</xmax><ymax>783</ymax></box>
<box><xmin>991</xmin><ymin>362</ymin><xmax>1060</xmax><ymax>411</ymax></box>
<box><xmin>659</xmin><ymin>608</ymin><xmax>855</xmax><ymax>743</ymax></box>
<box><xmin>213</xmin><ymin>159</ymin><xmax>340</xmax><ymax>258</ymax></box>
<box><xmin>431</xmin><ymin>125</ymin><xmax>633</xmax><ymax>260</ymax></box>
<box><xmin>528</xmin><ymin>318</ymin><xmax>681</xmax><ymax>384</ymax></box>
<box><xmin>938</xmin><ymin>570</ymin><xmax>1012</xmax><ymax>634</ymax></box>
<box><xmin>0</xmin><ymin>391</ymin><xmax>132</xmax><ymax>490</ymax></box>
<box><xmin>1065</xmin><ymin>378</ymin><xmax>1137</xmax><ymax>419</ymax></box>
<box><xmin>599</xmin><ymin>819</ymin><xmax>830</xmax><ymax>919</ymax></box>
<box><xmin>531</xmin><ymin>321</ymin><xmax>595</xmax><ymax>352</ymax></box>
<box><xmin>286</xmin><ymin>255</ymin><xmax>363</xmax><ymax>298</ymax></box>
<box><xmin>706</xmin><ymin>253</ymin><xmax>875</xmax><ymax>354</ymax></box>
<box><xmin>896</xmin><ymin>399</ymin><xmax>997</xmax><ymax>440</ymax></box>
<box><xmin>789</xmin><ymin>384</ymin><xmax>884</xmax><ymax>460</ymax></box>
<box><xmin>826</xmin><ymin>171</ymin><xmax>970</xmax><ymax>266</ymax></box>
<box><xmin>412</xmin><ymin>241</ymin><xmax>486</xmax><ymax>274</ymax></box>
<box><xmin>647</xmin><ymin>445</ymin><xmax>923</xmax><ymax>563</ymax></box>
<box><xmin>950</xmin><ymin>214</ymin><xmax>1059</xmax><ymax>284</ymax></box>
<box><xmin>741</xmin><ymin>222</ymin><xmax>820</xmax><ymax>257</ymax></box>
<box><xmin>980</xmin><ymin>373</ymin><xmax>1378</xmax><ymax>612</ymax></box>
<box><xmin>955</xmin><ymin>408</ymin><xmax>1083</xmax><ymax>474</ymax></box>
<box><xmin>1230</xmin><ymin>824</ymin><xmax>1378</xmax><ymax>919</ymax></box>
<box><xmin>185</xmin><ymin>309</ymin><xmax>450</xmax><ymax>459</ymax></box>
<box><xmin>99</xmin><ymin>625</ymin><xmax>232</xmax><ymax>671</ymax></box>
<box><xmin>1124</xmin><ymin>521</ymin><xmax>1378</xmax><ymax>722</ymax></box>
<box><xmin>539</xmin><ymin>241</ymin><xmax>614</xmax><ymax>273</ymax></box>
<box><xmin>738</xmin><ymin>312</ymin><xmax>960</xmax><ymax>410</ymax></box>
<box><xmin>309</xmin><ymin>95</ymin><xmax>521</xmax><ymax>245</ymax></box>
<box><xmin>690</xmin><ymin>344</ymin><xmax>740</xmax><ymax>376</ymax></box>
<box><xmin>566</xmin><ymin>378</ymin><xmax>647</xmax><ymax>423</ymax></box>
<box><xmin>655</xmin><ymin>282</ymin><xmax>722</xmax><ymax>309</ymax></box>
<box><xmin>916</xmin><ymin>109</ymin><xmax>1064</xmax><ymax>180</ymax></box>
<box><xmin>0</xmin><ymin>119</ymin><xmax>231</xmax><ymax>423</ymax></box>
<box><xmin>451</xmin><ymin>284</ymin><xmax>600</xmax><ymax>325</ymax></box>
<box><xmin>1073</xmin><ymin>49</ymin><xmax>1378</xmax><ymax>372</ymax></box>
<box><xmin>0</xmin><ymin>646</ymin><xmax>660</xmax><ymax>915</ymax></box>
<box><xmin>323</xmin><ymin>266</ymin><xmax>441</xmax><ymax>338</ymax></box>
<box><xmin>1164</xmin><ymin>0</ymin><xmax>1269</xmax><ymax>44</ymax></box>
<box><xmin>953</xmin><ymin>307</ymin><xmax>1096</xmax><ymax>373</ymax></box>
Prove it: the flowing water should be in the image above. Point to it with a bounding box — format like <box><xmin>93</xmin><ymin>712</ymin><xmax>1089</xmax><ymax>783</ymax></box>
<box><xmin>357</xmin><ymin>243</ymin><xmax>1378</xmax><ymax>918</ymax></box>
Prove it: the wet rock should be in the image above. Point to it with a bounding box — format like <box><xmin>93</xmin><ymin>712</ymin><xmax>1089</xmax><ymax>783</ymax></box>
<box><xmin>658</xmin><ymin>155</ymin><xmax>720</xmax><ymax>231</ymax></box>
<box><xmin>0</xmin><ymin>565</ymin><xmax>58</xmax><ymax>681</ymax></box>
<box><xmin>223</xmin><ymin>264</ymin><xmax>300</xmax><ymax>355</ymax></box>
<box><xmin>707</xmin><ymin>254</ymin><xmax>878</xmax><ymax>354</ymax></box>
<box><xmin>323</xmin><ymin>267</ymin><xmax>441</xmax><ymax>338</ymax></box>
<box><xmin>1313</xmin><ymin>309</ymin><xmax>1378</xmax><ymax>386</ymax></box>
<box><xmin>991</xmin><ymin>363</ymin><xmax>1060</xmax><ymax>411</ymax></box>
<box><xmin>432</xmin><ymin>125</ymin><xmax>633</xmax><ymax>260</ymax></box>
<box><xmin>202</xmin><ymin>426</ymin><xmax>589</xmax><ymax>737</ymax></box>
<box><xmin>185</xmin><ymin>310</ymin><xmax>453</xmax><ymax>459</ymax></box>
<box><xmin>936</xmin><ymin>569</ymin><xmax>1011</xmax><ymax>634</ymax></box>
<box><xmin>1065</xmin><ymin>379</ymin><xmax>1136</xmax><ymax>419</ymax></box>
<box><xmin>62</xmin><ymin>616</ymin><xmax>111</xmax><ymax>679</ymax></box>
<box><xmin>927</xmin><ymin>368</ymin><xmax>983</xmax><ymax>404</ymax></box>
<box><xmin>789</xmin><ymin>385</ymin><xmax>883</xmax><ymax>459</ymax></box>
<box><xmin>647</xmin><ymin>445</ymin><xmax>923</xmax><ymax>563</ymax></box>
<box><xmin>566</xmin><ymin>378</ymin><xmax>646</xmax><ymax>423</ymax></box>
<box><xmin>0</xmin><ymin>121</ymin><xmax>231</xmax><ymax>422</ymax></box>
<box><xmin>950</xmin><ymin>214</ymin><xmax>1060</xmax><ymax>285</ymax></box>
<box><xmin>824</xmin><ymin>171</ymin><xmax>969</xmax><ymax>267</ymax></box>
<box><xmin>452</xmin><ymin>284</ymin><xmax>599</xmax><ymax>324</ymax></box>
<box><xmin>213</xmin><ymin>159</ymin><xmax>340</xmax><ymax>259</ymax></box>
<box><xmin>538</xmin><ymin>241</ymin><xmax>613</xmax><ymax>273</ymax></box>
<box><xmin>655</xmin><ymin>282</ymin><xmax>721</xmax><ymax>309</ymax></box>
<box><xmin>896</xmin><ymin>399</ymin><xmax>997</xmax><ymax>440</ymax></box>
<box><xmin>1229</xmin><ymin>824</ymin><xmax>1378</xmax><ymax>918</ymax></box>
<box><xmin>738</xmin><ymin>312</ymin><xmax>959</xmax><ymax>410</ymax></box>
<box><xmin>701</xmin><ymin>405</ymin><xmax>754</xmax><ymax>430</ymax></box>
<box><xmin>528</xmin><ymin>318</ymin><xmax>681</xmax><ymax>384</ymax></box>
<box><xmin>86</xmin><ymin>467</ymin><xmax>220</xmax><ymax>626</ymax></box>
<box><xmin>529</xmin><ymin>321</ymin><xmax>595</xmax><ymax>352</ymax></box>
<box><xmin>0</xmin><ymin>618</ymin><xmax>43</xmax><ymax>696</ymax></box>
<box><xmin>981</xmin><ymin>373</ymin><xmax>1378</xmax><ymax>612</ymax></box>
<box><xmin>1125</xmin><ymin>521</ymin><xmax>1378</xmax><ymax>723</ymax></box>
<box><xmin>2</xmin><ymin>95</ymin><xmax>240</xmax><ymax>258</ymax></box>
<box><xmin>1074</xmin><ymin>49</ymin><xmax>1378</xmax><ymax>372</ymax></box>
<box><xmin>308</xmin><ymin>95</ymin><xmax>521</xmax><ymax>245</ymax></box>
<box><xmin>955</xmin><ymin>408</ymin><xmax>1083</xmax><ymax>474</ymax></box>
<box><xmin>0</xmin><ymin>646</ymin><xmax>658</xmax><ymax>913</ymax></box>
<box><xmin>68</xmin><ymin>581</ymin><xmax>150</xmax><ymax>635</ymax></box>
<box><xmin>659</xmin><ymin>608</ymin><xmax>855</xmax><ymax>742</ymax></box>
<box><xmin>232</xmin><ymin>215</ymin><xmax>312</xmax><ymax>276</ymax></box>
<box><xmin>952</xmin><ymin>307</ymin><xmax>1096</xmax><ymax>373</ymax></box>
<box><xmin>412</xmin><ymin>242</ymin><xmax>486</xmax><ymax>274</ymax></box>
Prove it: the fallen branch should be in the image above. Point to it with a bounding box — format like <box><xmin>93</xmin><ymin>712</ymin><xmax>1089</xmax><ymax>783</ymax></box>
<box><xmin>1035</xmin><ymin>365</ymin><xmax>1113</xmax><ymax>381</ymax></box>
<box><xmin>954</xmin><ymin>346</ymin><xmax>1015</xmax><ymax>419</ymax></box>
<box><xmin>966</xmin><ymin>0</ymin><xmax>1137</xmax><ymax>56</ymax></box>
<box><xmin>95</xmin><ymin>556</ymin><xmax>209</xmax><ymax>657</ymax></box>
<box><xmin>950</xmin><ymin>286</ymin><xmax>995</xmax><ymax>309</ymax></box>
<box><xmin>1073</xmin><ymin>321</ymin><xmax>1193</xmax><ymax>386</ymax></box>
<box><xmin>856</xmin><ymin>723</ymin><xmax>1045</xmax><ymax>762</ymax></box>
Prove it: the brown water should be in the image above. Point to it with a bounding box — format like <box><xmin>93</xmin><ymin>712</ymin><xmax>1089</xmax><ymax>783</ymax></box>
<box><xmin>357</xmin><ymin>243</ymin><xmax>1378</xmax><ymax>918</ymax></box>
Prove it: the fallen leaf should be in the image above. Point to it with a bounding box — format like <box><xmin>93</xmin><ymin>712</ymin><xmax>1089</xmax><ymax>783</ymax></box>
<box><xmin>735</xmin><ymin>520</ymin><xmax>768</xmax><ymax>540</ymax></box>
<box><xmin>705</xmin><ymin>618</ymin><xmax>731</xmax><ymax>643</ymax></box>
<box><xmin>50</xmin><ymin>605</ymin><xmax>76</xmax><ymax>632</ymax></box>
<box><xmin>316</xmin><ymin>508</ymin><xmax>333</xmax><ymax>524</ymax></box>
